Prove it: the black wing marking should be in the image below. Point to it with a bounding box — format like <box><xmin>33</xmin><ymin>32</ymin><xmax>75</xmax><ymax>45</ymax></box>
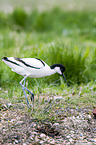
<box><xmin>2</xmin><ymin>57</ymin><xmax>21</xmax><ymax>67</ymax></box>
<box><xmin>35</xmin><ymin>58</ymin><xmax>45</xmax><ymax>66</ymax></box>
<box><xmin>14</xmin><ymin>57</ymin><xmax>42</xmax><ymax>69</ymax></box>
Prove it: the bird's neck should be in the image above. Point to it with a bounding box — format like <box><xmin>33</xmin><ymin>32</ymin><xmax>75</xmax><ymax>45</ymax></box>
<box><xmin>50</xmin><ymin>68</ymin><xmax>56</xmax><ymax>75</ymax></box>
<box><xmin>43</xmin><ymin>65</ymin><xmax>56</xmax><ymax>77</ymax></box>
<box><xmin>47</xmin><ymin>66</ymin><xmax>56</xmax><ymax>76</ymax></box>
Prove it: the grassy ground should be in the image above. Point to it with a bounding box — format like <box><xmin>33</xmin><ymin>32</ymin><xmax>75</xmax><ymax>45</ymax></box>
<box><xmin>0</xmin><ymin>2</ymin><xmax>96</xmax><ymax>144</ymax></box>
<box><xmin>1</xmin><ymin>81</ymin><xmax>96</xmax><ymax>144</ymax></box>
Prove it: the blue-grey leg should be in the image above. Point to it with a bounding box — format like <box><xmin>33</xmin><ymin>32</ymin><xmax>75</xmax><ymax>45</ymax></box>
<box><xmin>20</xmin><ymin>76</ymin><xmax>29</xmax><ymax>105</ymax></box>
<box><xmin>22</xmin><ymin>87</ymin><xmax>29</xmax><ymax>105</ymax></box>
<box><xmin>20</xmin><ymin>76</ymin><xmax>34</xmax><ymax>106</ymax></box>
<box><xmin>23</xmin><ymin>76</ymin><xmax>26</xmax><ymax>86</ymax></box>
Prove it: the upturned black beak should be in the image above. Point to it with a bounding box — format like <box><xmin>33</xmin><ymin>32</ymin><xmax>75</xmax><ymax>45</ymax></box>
<box><xmin>62</xmin><ymin>73</ymin><xmax>70</xmax><ymax>86</ymax></box>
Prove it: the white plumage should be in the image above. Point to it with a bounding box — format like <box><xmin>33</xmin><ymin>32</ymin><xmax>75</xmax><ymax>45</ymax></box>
<box><xmin>2</xmin><ymin>57</ymin><xmax>57</xmax><ymax>78</ymax></box>
<box><xmin>2</xmin><ymin>57</ymin><xmax>70</xmax><ymax>107</ymax></box>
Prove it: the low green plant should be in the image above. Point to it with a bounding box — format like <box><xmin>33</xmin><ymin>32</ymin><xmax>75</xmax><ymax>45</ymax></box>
<box><xmin>0</xmin><ymin>8</ymin><xmax>96</xmax><ymax>40</ymax></box>
<box><xmin>12</xmin><ymin>8</ymin><xmax>27</xmax><ymax>27</ymax></box>
<box><xmin>1</xmin><ymin>39</ymin><xmax>95</xmax><ymax>87</ymax></box>
<box><xmin>0</xmin><ymin>8</ymin><xmax>96</xmax><ymax>88</ymax></box>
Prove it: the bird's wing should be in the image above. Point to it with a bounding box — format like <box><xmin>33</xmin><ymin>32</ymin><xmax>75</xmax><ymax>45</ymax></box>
<box><xmin>14</xmin><ymin>57</ymin><xmax>45</xmax><ymax>69</ymax></box>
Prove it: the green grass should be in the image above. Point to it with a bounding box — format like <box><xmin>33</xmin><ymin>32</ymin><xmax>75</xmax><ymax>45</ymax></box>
<box><xmin>0</xmin><ymin>8</ymin><xmax>96</xmax><ymax>115</ymax></box>
<box><xmin>1</xmin><ymin>81</ymin><xmax>96</xmax><ymax>120</ymax></box>
<box><xmin>0</xmin><ymin>30</ymin><xmax>96</xmax><ymax>86</ymax></box>
<box><xmin>0</xmin><ymin>8</ymin><xmax>96</xmax><ymax>41</ymax></box>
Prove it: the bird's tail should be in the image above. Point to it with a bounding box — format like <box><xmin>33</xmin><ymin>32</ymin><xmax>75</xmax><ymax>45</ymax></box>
<box><xmin>2</xmin><ymin>57</ymin><xmax>8</xmax><ymax>61</ymax></box>
<box><xmin>2</xmin><ymin>56</ymin><xmax>21</xmax><ymax>70</ymax></box>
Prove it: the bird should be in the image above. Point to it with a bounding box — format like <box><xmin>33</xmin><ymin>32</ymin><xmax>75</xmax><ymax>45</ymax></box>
<box><xmin>2</xmin><ymin>57</ymin><xmax>70</xmax><ymax>107</ymax></box>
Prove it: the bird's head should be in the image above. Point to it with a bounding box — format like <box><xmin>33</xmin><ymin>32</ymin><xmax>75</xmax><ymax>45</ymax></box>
<box><xmin>50</xmin><ymin>64</ymin><xmax>70</xmax><ymax>86</ymax></box>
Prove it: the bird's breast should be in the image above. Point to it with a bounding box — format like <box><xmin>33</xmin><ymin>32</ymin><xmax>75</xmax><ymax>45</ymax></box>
<box><xmin>28</xmin><ymin>66</ymin><xmax>56</xmax><ymax>78</ymax></box>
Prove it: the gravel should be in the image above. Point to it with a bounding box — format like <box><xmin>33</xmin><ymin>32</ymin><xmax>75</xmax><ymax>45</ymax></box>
<box><xmin>0</xmin><ymin>100</ymin><xmax>96</xmax><ymax>145</ymax></box>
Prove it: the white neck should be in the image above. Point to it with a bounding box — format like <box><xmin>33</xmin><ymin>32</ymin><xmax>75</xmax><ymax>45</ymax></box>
<box><xmin>47</xmin><ymin>68</ymin><xmax>57</xmax><ymax>76</ymax></box>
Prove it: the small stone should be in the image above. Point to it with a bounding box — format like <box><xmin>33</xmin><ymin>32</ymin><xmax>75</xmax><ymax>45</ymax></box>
<box><xmin>39</xmin><ymin>140</ymin><xmax>44</xmax><ymax>144</ymax></box>
<box><xmin>35</xmin><ymin>136</ymin><xmax>40</xmax><ymax>142</ymax></box>
<box><xmin>31</xmin><ymin>131</ymin><xmax>37</xmax><ymax>135</ymax></box>
<box><xmin>15</xmin><ymin>140</ymin><xmax>18</xmax><ymax>144</ymax></box>
<box><xmin>54</xmin><ymin>96</ymin><xmax>64</xmax><ymax>100</ymax></box>
<box><xmin>49</xmin><ymin>140</ymin><xmax>56</xmax><ymax>144</ymax></box>
<box><xmin>87</xmin><ymin>115</ymin><xmax>91</xmax><ymax>119</ymax></box>
<box><xmin>40</xmin><ymin>133</ymin><xmax>46</xmax><ymax>138</ymax></box>
<box><xmin>69</xmin><ymin>138</ymin><xmax>73</xmax><ymax>142</ymax></box>
<box><xmin>94</xmin><ymin>138</ymin><xmax>96</xmax><ymax>142</ymax></box>
<box><xmin>23</xmin><ymin>143</ymin><xmax>26</xmax><ymax>145</ymax></box>
<box><xmin>30</xmin><ymin>136</ymin><xmax>33</xmax><ymax>140</ymax></box>
<box><xmin>70</xmin><ymin>130</ymin><xmax>74</xmax><ymax>134</ymax></box>
<box><xmin>53</xmin><ymin>123</ymin><xmax>59</xmax><ymax>126</ymax></box>
<box><xmin>66</xmin><ymin>135</ymin><xmax>70</xmax><ymax>139</ymax></box>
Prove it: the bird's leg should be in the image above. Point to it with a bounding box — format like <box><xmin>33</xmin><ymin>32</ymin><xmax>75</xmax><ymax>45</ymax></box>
<box><xmin>23</xmin><ymin>77</ymin><xmax>26</xmax><ymax>86</ymax></box>
<box><xmin>20</xmin><ymin>76</ymin><xmax>29</xmax><ymax>106</ymax></box>
<box><xmin>19</xmin><ymin>76</ymin><xmax>34</xmax><ymax>106</ymax></box>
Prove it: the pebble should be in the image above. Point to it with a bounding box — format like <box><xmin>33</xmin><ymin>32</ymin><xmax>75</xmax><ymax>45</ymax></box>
<box><xmin>87</xmin><ymin>115</ymin><xmax>91</xmax><ymax>119</ymax></box>
<box><xmin>49</xmin><ymin>140</ymin><xmax>56</xmax><ymax>144</ymax></box>
<box><xmin>53</xmin><ymin>123</ymin><xmax>59</xmax><ymax>126</ymax></box>
<box><xmin>30</xmin><ymin>136</ymin><xmax>33</xmax><ymax>140</ymax></box>
<box><xmin>1</xmin><ymin>105</ymin><xmax>96</xmax><ymax>144</ymax></box>
<box><xmin>66</xmin><ymin>135</ymin><xmax>70</xmax><ymax>139</ymax></box>
<box><xmin>40</xmin><ymin>133</ymin><xmax>46</xmax><ymax>138</ymax></box>
<box><xmin>54</xmin><ymin>96</ymin><xmax>64</xmax><ymax>100</ymax></box>
<box><xmin>15</xmin><ymin>140</ymin><xmax>18</xmax><ymax>144</ymax></box>
<box><xmin>31</xmin><ymin>131</ymin><xmax>38</xmax><ymax>135</ymax></box>
<box><xmin>39</xmin><ymin>140</ymin><xmax>44</xmax><ymax>144</ymax></box>
<box><xmin>69</xmin><ymin>138</ymin><xmax>73</xmax><ymax>142</ymax></box>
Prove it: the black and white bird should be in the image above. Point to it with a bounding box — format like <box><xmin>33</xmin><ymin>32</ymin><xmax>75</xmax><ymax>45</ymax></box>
<box><xmin>2</xmin><ymin>57</ymin><xmax>70</xmax><ymax>106</ymax></box>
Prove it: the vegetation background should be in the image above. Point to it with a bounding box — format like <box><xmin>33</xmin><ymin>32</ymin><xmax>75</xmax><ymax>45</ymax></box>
<box><xmin>0</xmin><ymin>0</ymin><xmax>96</xmax><ymax>144</ymax></box>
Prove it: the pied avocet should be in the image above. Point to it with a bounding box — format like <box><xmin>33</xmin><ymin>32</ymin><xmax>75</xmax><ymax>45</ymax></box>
<box><xmin>2</xmin><ymin>57</ymin><xmax>70</xmax><ymax>106</ymax></box>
